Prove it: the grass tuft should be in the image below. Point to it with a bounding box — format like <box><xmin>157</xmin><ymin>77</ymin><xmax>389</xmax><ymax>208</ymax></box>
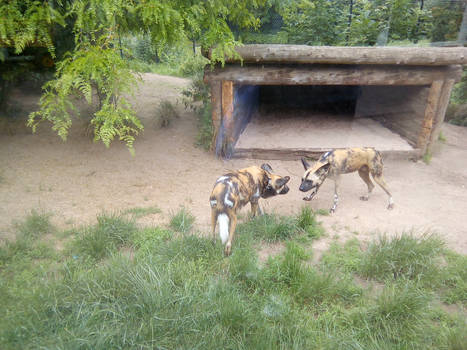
<box><xmin>122</xmin><ymin>206</ymin><xmax>161</xmax><ymax>218</ymax></box>
<box><xmin>237</xmin><ymin>214</ymin><xmax>299</xmax><ymax>243</ymax></box>
<box><xmin>15</xmin><ymin>209</ymin><xmax>54</xmax><ymax>238</ymax></box>
<box><xmin>296</xmin><ymin>206</ymin><xmax>325</xmax><ymax>239</ymax></box>
<box><xmin>352</xmin><ymin>282</ymin><xmax>431</xmax><ymax>346</ymax></box>
<box><xmin>71</xmin><ymin>213</ymin><xmax>137</xmax><ymax>261</ymax></box>
<box><xmin>359</xmin><ymin>233</ymin><xmax>444</xmax><ymax>282</ymax></box>
<box><xmin>169</xmin><ymin>207</ymin><xmax>195</xmax><ymax>233</ymax></box>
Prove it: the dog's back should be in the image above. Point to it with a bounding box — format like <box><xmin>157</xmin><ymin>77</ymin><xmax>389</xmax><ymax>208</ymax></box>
<box><xmin>322</xmin><ymin>147</ymin><xmax>383</xmax><ymax>175</ymax></box>
<box><xmin>209</xmin><ymin>166</ymin><xmax>265</xmax><ymax>211</ymax></box>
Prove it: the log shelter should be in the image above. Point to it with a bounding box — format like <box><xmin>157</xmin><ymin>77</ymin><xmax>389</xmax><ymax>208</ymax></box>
<box><xmin>204</xmin><ymin>45</ymin><xmax>467</xmax><ymax>160</ymax></box>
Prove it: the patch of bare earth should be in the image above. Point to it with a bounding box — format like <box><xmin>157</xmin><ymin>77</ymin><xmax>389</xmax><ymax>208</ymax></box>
<box><xmin>1</xmin><ymin>73</ymin><xmax>467</xmax><ymax>257</ymax></box>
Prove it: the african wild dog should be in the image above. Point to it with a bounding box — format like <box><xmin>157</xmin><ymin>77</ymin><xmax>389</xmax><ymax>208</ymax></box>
<box><xmin>210</xmin><ymin>164</ymin><xmax>290</xmax><ymax>256</ymax></box>
<box><xmin>299</xmin><ymin>148</ymin><xmax>394</xmax><ymax>213</ymax></box>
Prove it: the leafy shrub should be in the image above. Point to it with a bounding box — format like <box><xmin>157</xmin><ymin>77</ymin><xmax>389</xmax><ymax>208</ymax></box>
<box><xmin>155</xmin><ymin>100</ymin><xmax>179</xmax><ymax>128</ymax></box>
<box><xmin>182</xmin><ymin>73</ymin><xmax>212</xmax><ymax>150</ymax></box>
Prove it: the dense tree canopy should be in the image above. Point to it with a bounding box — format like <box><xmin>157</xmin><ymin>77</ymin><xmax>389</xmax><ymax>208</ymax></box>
<box><xmin>1</xmin><ymin>0</ymin><xmax>465</xmax><ymax>150</ymax></box>
<box><xmin>1</xmin><ymin>0</ymin><xmax>265</xmax><ymax>152</ymax></box>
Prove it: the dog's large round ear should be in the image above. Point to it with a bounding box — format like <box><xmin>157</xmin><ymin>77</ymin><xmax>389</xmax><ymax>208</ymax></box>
<box><xmin>261</xmin><ymin>163</ymin><xmax>273</xmax><ymax>173</ymax></box>
<box><xmin>301</xmin><ymin>157</ymin><xmax>311</xmax><ymax>170</ymax></box>
<box><xmin>283</xmin><ymin>176</ymin><xmax>290</xmax><ymax>183</ymax></box>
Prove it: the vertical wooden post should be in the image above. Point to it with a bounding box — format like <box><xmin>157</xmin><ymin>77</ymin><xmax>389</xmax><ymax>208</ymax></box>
<box><xmin>417</xmin><ymin>80</ymin><xmax>443</xmax><ymax>153</ymax></box>
<box><xmin>210</xmin><ymin>81</ymin><xmax>222</xmax><ymax>152</ymax></box>
<box><xmin>427</xmin><ymin>79</ymin><xmax>455</xmax><ymax>151</ymax></box>
<box><xmin>221</xmin><ymin>80</ymin><xmax>234</xmax><ymax>156</ymax></box>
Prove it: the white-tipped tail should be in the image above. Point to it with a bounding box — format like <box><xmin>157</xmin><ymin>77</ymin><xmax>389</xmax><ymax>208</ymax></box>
<box><xmin>218</xmin><ymin>213</ymin><xmax>229</xmax><ymax>244</ymax></box>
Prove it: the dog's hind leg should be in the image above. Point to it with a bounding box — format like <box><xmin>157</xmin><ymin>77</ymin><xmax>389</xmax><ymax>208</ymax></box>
<box><xmin>211</xmin><ymin>208</ymin><xmax>218</xmax><ymax>241</ymax></box>
<box><xmin>371</xmin><ymin>173</ymin><xmax>394</xmax><ymax>210</ymax></box>
<box><xmin>358</xmin><ymin>166</ymin><xmax>375</xmax><ymax>201</ymax></box>
<box><xmin>224</xmin><ymin>212</ymin><xmax>237</xmax><ymax>256</ymax></box>
<box><xmin>330</xmin><ymin>176</ymin><xmax>340</xmax><ymax>213</ymax></box>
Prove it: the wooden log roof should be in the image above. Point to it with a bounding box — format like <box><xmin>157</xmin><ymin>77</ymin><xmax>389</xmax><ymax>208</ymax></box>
<box><xmin>208</xmin><ymin>44</ymin><xmax>467</xmax><ymax>66</ymax></box>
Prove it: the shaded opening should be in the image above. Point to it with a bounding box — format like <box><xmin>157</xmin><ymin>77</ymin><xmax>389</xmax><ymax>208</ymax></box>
<box><xmin>231</xmin><ymin>84</ymin><xmax>429</xmax><ymax>154</ymax></box>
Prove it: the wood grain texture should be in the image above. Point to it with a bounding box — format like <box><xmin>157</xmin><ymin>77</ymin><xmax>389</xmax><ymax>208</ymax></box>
<box><xmin>205</xmin><ymin>65</ymin><xmax>463</xmax><ymax>85</ymax></box>
<box><xmin>209</xmin><ymin>45</ymin><xmax>467</xmax><ymax>66</ymax></box>
<box><xmin>417</xmin><ymin>80</ymin><xmax>444</xmax><ymax>150</ymax></box>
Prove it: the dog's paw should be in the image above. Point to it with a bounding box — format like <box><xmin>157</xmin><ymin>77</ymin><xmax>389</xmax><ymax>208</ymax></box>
<box><xmin>359</xmin><ymin>195</ymin><xmax>369</xmax><ymax>201</ymax></box>
<box><xmin>329</xmin><ymin>208</ymin><xmax>335</xmax><ymax>214</ymax></box>
<box><xmin>387</xmin><ymin>203</ymin><xmax>394</xmax><ymax>210</ymax></box>
<box><xmin>224</xmin><ymin>243</ymin><xmax>232</xmax><ymax>256</ymax></box>
<box><xmin>303</xmin><ymin>196</ymin><xmax>312</xmax><ymax>201</ymax></box>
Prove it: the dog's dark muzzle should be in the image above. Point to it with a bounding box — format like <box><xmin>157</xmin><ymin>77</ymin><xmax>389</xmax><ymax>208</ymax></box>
<box><xmin>299</xmin><ymin>181</ymin><xmax>315</xmax><ymax>192</ymax></box>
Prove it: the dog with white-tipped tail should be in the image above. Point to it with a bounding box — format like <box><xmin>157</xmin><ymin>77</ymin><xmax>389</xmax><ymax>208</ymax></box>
<box><xmin>210</xmin><ymin>164</ymin><xmax>290</xmax><ymax>256</ymax></box>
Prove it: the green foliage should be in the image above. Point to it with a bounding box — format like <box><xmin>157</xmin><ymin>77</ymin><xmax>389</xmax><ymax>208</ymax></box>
<box><xmin>281</xmin><ymin>0</ymin><xmax>346</xmax><ymax>45</ymax></box>
<box><xmin>0</xmin><ymin>0</ymin><xmax>64</xmax><ymax>58</ymax></box>
<box><xmin>431</xmin><ymin>2</ymin><xmax>465</xmax><ymax>42</ymax></box>
<box><xmin>1</xmin><ymin>0</ymin><xmax>264</xmax><ymax>151</ymax></box>
<box><xmin>28</xmin><ymin>43</ymin><xmax>143</xmax><ymax>152</ymax></box>
<box><xmin>182</xmin><ymin>73</ymin><xmax>213</xmax><ymax>150</ymax></box>
<box><xmin>169</xmin><ymin>207</ymin><xmax>195</xmax><ymax>233</ymax></box>
<box><xmin>155</xmin><ymin>100</ymin><xmax>179</xmax><ymax>128</ymax></box>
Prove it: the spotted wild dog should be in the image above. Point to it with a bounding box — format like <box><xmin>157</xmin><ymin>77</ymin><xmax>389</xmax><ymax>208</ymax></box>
<box><xmin>210</xmin><ymin>164</ymin><xmax>290</xmax><ymax>256</ymax></box>
<box><xmin>299</xmin><ymin>148</ymin><xmax>394</xmax><ymax>213</ymax></box>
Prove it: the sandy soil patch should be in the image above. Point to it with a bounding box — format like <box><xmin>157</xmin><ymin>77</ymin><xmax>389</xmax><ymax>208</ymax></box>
<box><xmin>1</xmin><ymin>73</ymin><xmax>466</xmax><ymax>256</ymax></box>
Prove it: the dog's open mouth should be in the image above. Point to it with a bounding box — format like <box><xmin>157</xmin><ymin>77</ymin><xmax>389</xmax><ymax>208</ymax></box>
<box><xmin>303</xmin><ymin>187</ymin><xmax>318</xmax><ymax>201</ymax></box>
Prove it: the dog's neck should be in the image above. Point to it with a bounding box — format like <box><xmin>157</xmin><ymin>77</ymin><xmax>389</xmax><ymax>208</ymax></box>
<box><xmin>259</xmin><ymin>172</ymin><xmax>270</xmax><ymax>195</ymax></box>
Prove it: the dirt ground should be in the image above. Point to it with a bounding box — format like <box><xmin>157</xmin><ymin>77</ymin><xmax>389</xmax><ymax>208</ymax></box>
<box><xmin>237</xmin><ymin>111</ymin><xmax>413</xmax><ymax>151</ymax></box>
<box><xmin>1</xmin><ymin>73</ymin><xmax>467</xmax><ymax>256</ymax></box>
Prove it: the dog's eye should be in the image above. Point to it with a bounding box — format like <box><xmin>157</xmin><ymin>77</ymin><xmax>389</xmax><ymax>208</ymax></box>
<box><xmin>266</xmin><ymin>185</ymin><xmax>273</xmax><ymax>190</ymax></box>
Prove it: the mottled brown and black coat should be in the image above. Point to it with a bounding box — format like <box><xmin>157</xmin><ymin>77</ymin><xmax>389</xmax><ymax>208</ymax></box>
<box><xmin>299</xmin><ymin>148</ymin><xmax>393</xmax><ymax>212</ymax></box>
<box><xmin>210</xmin><ymin>164</ymin><xmax>290</xmax><ymax>256</ymax></box>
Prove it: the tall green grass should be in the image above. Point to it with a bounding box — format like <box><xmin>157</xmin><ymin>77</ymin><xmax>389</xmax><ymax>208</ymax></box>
<box><xmin>169</xmin><ymin>207</ymin><xmax>195</xmax><ymax>233</ymax></box>
<box><xmin>70</xmin><ymin>213</ymin><xmax>137</xmax><ymax>261</ymax></box>
<box><xmin>0</xmin><ymin>209</ymin><xmax>465</xmax><ymax>349</ymax></box>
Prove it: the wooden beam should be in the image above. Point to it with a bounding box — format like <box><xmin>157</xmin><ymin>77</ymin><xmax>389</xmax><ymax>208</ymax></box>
<box><xmin>417</xmin><ymin>80</ymin><xmax>444</xmax><ymax>151</ymax></box>
<box><xmin>212</xmin><ymin>45</ymin><xmax>467</xmax><ymax>66</ymax></box>
<box><xmin>221</xmin><ymin>81</ymin><xmax>234</xmax><ymax>156</ymax></box>
<box><xmin>232</xmin><ymin>147</ymin><xmax>422</xmax><ymax>161</ymax></box>
<box><xmin>205</xmin><ymin>65</ymin><xmax>462</xmax><ymax>86</ymax></box>
<box><xmin>427</xmin><ymin>79</ymin><xmax>455</xmax><ymax>150</ymax></box>
<box><xmin>210</xmin><ymin>81</ymin><xmax>222</xmax><ymax>151</ymax></box>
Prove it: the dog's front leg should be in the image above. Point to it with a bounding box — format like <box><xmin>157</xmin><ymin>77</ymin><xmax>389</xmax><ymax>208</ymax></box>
<box><xmin>330</xmin><ymin>176</ymin><xmax>340</xmax><ymax>213</ymax></box>
<box><xmin>250</xmin><ymin>200</ymin><xmax>263</xmax><ymax>217</ymax></box>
